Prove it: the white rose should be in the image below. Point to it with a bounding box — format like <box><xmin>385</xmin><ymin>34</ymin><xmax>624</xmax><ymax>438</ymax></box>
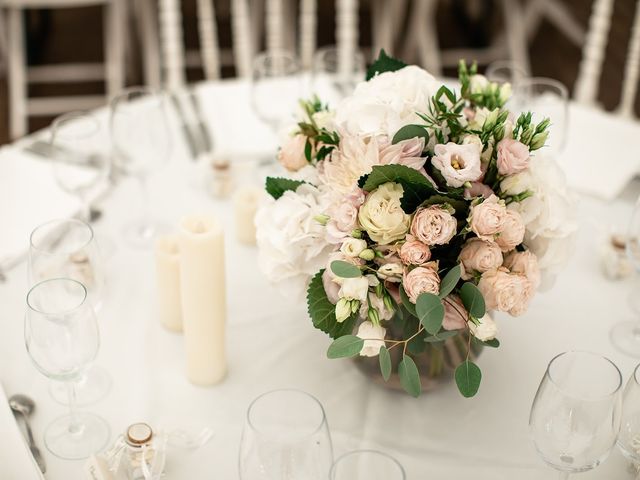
<box><xmin>377</xmin><ymin>263</ymin><xmax>404</xmax><ymax>282</ymax></box>
<box><xmin>339</xmin><ymin>276</ymin><xmax>369</xmax><ymax>303</ymax></box>
<box><xmin>469</xmin><ymin>313</ymin><xmax>498</xmax><ymax>341</ymax></box>
<box><xmin>356</xmin><ymin>321</ymin><xmax>387</xmax><ymax>357</ymax></box>
<box><xmin>256</xmin><ymin>184</ymin><xmax>336</xmax><ymax>299</ymax></box>
<box><xmin>469</xmin><ymin>74</ymin><xmax>489</xmax><ymax>94</ymax></box>
<box><xmin>340</xmin><ymin>238</ymin><xmax>367</xmax><ymax>257</ymax></box>
<box><xmin>334</xmin><ymin>66</ymin><xmax>442</xmax><ymax>139</ymax></box>
<box><xmin>358</xmin><ymin>182</ymin><xmax>411</xmax><ymax>244</ymax></box>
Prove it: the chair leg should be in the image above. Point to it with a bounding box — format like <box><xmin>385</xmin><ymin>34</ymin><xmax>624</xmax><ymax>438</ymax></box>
<box><xmin>7</xmin><ymin>7</ymin><xmax>27</xmax><ymax>139</ymax></box>
<box><xmin>105</xmin><ymin>0</ymin><xmax>126</xmax><ymax>99</ymax></box>
<box><xmin>0</xmin><ymin>8</ymin><xmax>7</xmax><ymax>74</ymax></box>
<box><xmin>136</xmin><ymin>0</ymin><xmax>161</xmax><ymax>88</ymax></box>
<box><xmin>416</xmin><ymin>0</ymin><xmax>441</xmax><ymax>76</ymax></box>
<box><xmin>500</xmin><ymin>0</ymin><xmax>530</xmax><ymax>75</ymax></box>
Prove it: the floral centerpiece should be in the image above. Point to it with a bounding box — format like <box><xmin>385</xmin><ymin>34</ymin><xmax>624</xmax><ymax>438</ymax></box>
<box><xmin>255</xmin><ymin>51</ymin><xmax>576</xmax><ymax>397</ymax></box>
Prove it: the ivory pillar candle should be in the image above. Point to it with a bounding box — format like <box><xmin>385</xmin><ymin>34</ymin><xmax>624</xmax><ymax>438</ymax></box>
<box><xmin>234</xmin><ymin>187</ymin><xmax>262</xmax><ymax>245</ymax></box>
<box><xmin>155</xmin><ymin>235</ymin><xmax>183</xmax><ymax>332</ymax></box>
<box><xmin>178</xmin><ymin>215</ymin><xmax>227</xmax><ymax>385</ymax></box>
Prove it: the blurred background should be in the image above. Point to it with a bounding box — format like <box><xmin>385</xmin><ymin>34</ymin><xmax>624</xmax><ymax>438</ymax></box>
<box><xmin>0</xmin><ymin>0</ymin><xmax>637</xmax><ymax>145</ymax></box>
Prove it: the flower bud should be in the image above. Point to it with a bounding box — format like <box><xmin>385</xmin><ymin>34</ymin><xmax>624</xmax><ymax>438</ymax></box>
<box><xmin>351</xmin><ymin>299</ymin><xmax>360</xmax><ymax>314</ymax></box>
<box><xmin>351</xmin><ymin>229</ymin><xmax>363</xmax><ymax>239</ymax></box>
<box><xmin>314</xmin><ymin>214</ymin><xmax>329</xmax><ymax>226</ymax></box>
<box><xmin>335</xmin><ymin>298</ymin><xmax>351</xmax><ymax>322</ymax></box>
<box><xmin>530</xmin><ymin>131</ymin><xmax>548</xmax><ymax>150</ymax></box>
<box><xmin>368</xmin><ymin>307</ymin><xmax>380</xmax><ymax>325</ymax></box>
<box><xmin>499</xmin><ymin>83</ymin><xmax>512</xmax><ymax>103</ymax></box>
<box><xmin>383</xmin><ymin>294</ymin><xmax>395</xmax><ymax>312</ymax></box>
<box><xmin>375</xmin><ymin>282</ymin><xmax>384</xmax><ymax>298</ymax></box>
<box><xmin>520</xmin><ymin>127</ymin><xmax>534</xmax><ymax>145</ymax></box>
<box><xmin>359</xmin><ymin>249</ymin><xmax>375</xmax><ymax>261</ymax></box>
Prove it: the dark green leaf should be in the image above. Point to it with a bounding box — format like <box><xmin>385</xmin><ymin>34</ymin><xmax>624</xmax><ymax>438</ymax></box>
<box><xmin>304</xmin><ymin>138</ymin><xmax>312</xmax><ymax>162</ymax></box>
<box><xmin>455</xmin><ymin>360</ymin><xmax>482</xmax><ymax>398</ymax></box>
<box><xmin>407</xmin><ymin>330</ymin><xmax>427</xmax><ymax>354</ymax></box>
<box><xmin>482</xmin><ymin>338</ymin><xmax>500</xmax><ymax>348</ymax></box>
<box><xmin>265</xmin><ymin>177</ymin><xmax>305</xmax><ymax>200</ymax></box>
<box><xmin>399</xmin><ymin>286</ymin><xmax>417</xmax><ymax>317</ymax></box>
<box><xmin>424</xmin><ymin>330</ymin><xmax>459</xmax><ymax>342</ymax></box>
<box><xmin>416</xmin><ymin>293</ymin><xmax>445</xmax><ymax>335</ymax></box>
<box><xmin>459</xmin><ymin>283</ymin><xmax>486</xmax><ymax>318</ymax></box>
<box><xmin>330</xmin><ymin>260</ymin><xmax>361</xmax><ymax>278</ymax></box>
<box><xmin>439</xmin><ymin>265</ymin><xmax>461</xmax><ymax>299</ymax></box>
<box><xmin>391</xmin><ymin>124</ymin><xmax>429</xmax><ymax>145</ymax></box>
<box><xmin>366</xmin><ymin>49</ymin><xmax>407</xmax><ymax>81</ymax></box>
<box><xmin>307</xmin><ymin>270</ymin><xmax>356</xmax><ymax>339</ymax></box>
<box><xmin>398</xmin><ymin>355</ymin><xmax>421</xmax><ymax>397</ymax></box>
<box><xmin>327</xmin><ymin>335</ymin><xmax>364</xmax><ymax>359</ymax></box>
<box><xmin>379</xmin><ymin>347</ymin><xmax>391</xmax><ymax>381</ymax></box>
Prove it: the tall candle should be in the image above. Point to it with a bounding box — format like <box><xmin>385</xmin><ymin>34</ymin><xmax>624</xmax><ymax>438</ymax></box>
<box><xmin>234</xmin><ymin>187</ymin><xmax>262</xmax><ymax>245</ymax></box>
<box><xmin>155</xmin><ymin>235</ymin><xmax>183</xmax><ymax>332</ymax></box>
<box><xmin>178</xmin><ymin>215</ymin><xmax>227</xmax><ymax>385</ymax></box>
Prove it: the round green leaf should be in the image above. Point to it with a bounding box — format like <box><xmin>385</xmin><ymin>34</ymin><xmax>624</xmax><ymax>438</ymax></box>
<box><xmin>424</xmin><ymin>330</ymin><xmax>459</xmax><ymax>343</ymax></box>
<box><xmin>416</xmin><ymin>292</ymin><xmax>445</xmax><ymax>335</ymax></box>
<box><xmin>327</xmin><ymin>335</ymin><xmax>364</xmax><ymax>359</ymax></box>
<box><xmin>330</xmin><ymin>260</ymin><xmax>362</xmax><ymax>279</ymax></box>
<box><xmin>439</xmin><ymin>265</ymin><xmax>462</xmax><ymax>299</ymax></box>
<box><xmin>379</xmin><ymin>346</ymin><xmax>391</xmax><ymax>381</ymax></box>
<box><xmin>392</xmin><ymin>124</ymin><xmax>430</xmax><ymax>145</ymax></box>
<box><xmin>398</xmin><ymin>355</ymin><xmax>421</xmax><ymax>397</ymax></box>
<box><xmin>455</xmin><ymin>360</ymin><xmax>482</xmax><ymax>398</ymax></box>
<box><xmin>459</xmin><ymin>282</ymin><xmax>486</xmax><ymax>318</ymax></box>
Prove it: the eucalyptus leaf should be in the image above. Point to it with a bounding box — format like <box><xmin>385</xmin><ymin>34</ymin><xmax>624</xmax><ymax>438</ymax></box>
<box><xmin>439</xmin><ymin>265</ymin><xmax>461</xmax><ymax>299</ymax></box>
<box><xmin>327</xmin><ymin>335</ymin><xmax>364</xmax><ymax>359</ymax></box>
<box><xmin>392</xmin><ymin>124</ymin><xmax>429</xmax><ymax>145</ymax></box>
<box><xmin>455</xmin><ymin>360</ymin><xmax>482</xmax><ymax>398</ymax></box>
<box><xmin>398</xmin><ymin>355</ymin><xmax>421</xmax><ymax>397</ymax></box>
<box><xmin>459</xmin><ymin>282</ymin><xmax>486</xmax><ymax>318</ymax></box>
<box><xmin>399</xmin><ymin>286</ymin><xmax>417</xmax><ymax>317</ymax></box>
<box><xmin>416</xmin><ymin>293</ymin><xmax>445</xmax><ymax>335</ymax></box>
<box><xmin>379</xmin><ymin>347</ymin><xmax>392</xmax><ymax>381</ymax></box>
<box><xmin>330</xmin><ymin>260</ymin><xmax>362</xmax><ymax>278</ymax></box>
<box><xmin>424</xmin><ymin>330</ymin><xmax>459</xmax><ymax>343</ymax></box>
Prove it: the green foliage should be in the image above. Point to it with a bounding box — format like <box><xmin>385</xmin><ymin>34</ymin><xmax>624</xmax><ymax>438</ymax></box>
<box><xmin>391</xmin><ymin>124</ymin><xmax>430</xmax><ymax>145</ymax></box>
<box><xmin>307</xmin><ymin>270</ymin><xmax>356</xmax><ymax>339</ymax></box>
<box><xmin>379</xmin><ymin>347</ymin><xmax>392</xmax><ymax>381</ymax></box>
<box><xmin>455</xmin><ymin>360</ymin><xmax>482</xmax><ymax>397</ymax></box>
<box><xmin>439</xmin><ymin>265</ymin><xmax>462</xmax><ymax>299</ymax></box>
<box><xmin>416</xmin><ymin>293</ymin><xmax>445</xmax><ymax>335</ymax></box>
<box><xmin>399</xmin><ymin>285</ymin><xmax>417</xmax><ymax>317</ymax></box>
<box><xmin>424</xmin><ymin>330</ymin><xmax>460</xmax><ymax>343</ymax></box>
<box><xmin>265</xmin><ymin>177</ymin><xmax>306</xmax><ymax>200</ymax></box>
<box><xmin>327</xmin><ymin>335</ymin><xmax>364</xmax><ymax>358</ymax></box>
<box><xmin>330</xmin><ymin>260</ymin><xmax>362</xmax><ymax>278</ymax></box>
<box><xmin>399</xmin><ymin>355</ymin><xmax>422</xmax><ymax>397</ymax></box>
<box><xmin>366</xmin><ymin>49</ymin><xmax>407</xmax><ymax>81</ymax></box>
<box><xmin>459</xmin><ymin>282</ymin><xmax>486</xmax><ymax>318</ymax></box>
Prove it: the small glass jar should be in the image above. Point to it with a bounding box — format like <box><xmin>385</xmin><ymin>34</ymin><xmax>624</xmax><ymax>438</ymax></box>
<box><xmin>124</xmin><ymin>423</ymin><xmax>156</xmax><ymax>480</ymax></box>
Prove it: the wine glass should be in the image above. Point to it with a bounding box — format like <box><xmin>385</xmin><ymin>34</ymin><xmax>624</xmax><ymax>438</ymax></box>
<box><xmin>50</xmin><ymin>111</ymin><xmax>110</xmax><ymax>222</ymax></box>
<box><xmin>329</xmin><ymin>450</ymin><xmax>405</xmax><ymax>480</ymax></box>
<box><xmin>110</xmin><ymin>87</ymin><xmax>172</xmax><ymax>248</ymax></box>
<box><xmin>312</xmin><ymin>46</ymin><xmax>365</xmax><ymax>106</ymax></box>
<box><xmin>485</xmin><ymin>60</ymin><xmax>528</xmax><ymax>87</ymax></box>
<box><xmin>617</xmin><ymin>362</ymin><xmax>640</xmax><ymax>476</ymax></box>
<box><xmin>239</xmin><ymin>389</ymin><xmax>333</xmax><ymax>479</ymax></box>
<box><xmin>25</xmin><ymin>278</ymin><xmax>110</xmax><ymax>459</ymax></box>
<box><xmin>509</xmin><ymin>77</ymin><xmax>569</xmax><ymax>157</ymax></box>
<box><xmin>529</xmin><ymin>351</ymin><xmax>623</xmax><ymax>479</ymax></box>
<box><xmin>29</xmin><ymin>218</ymin><xmax>111</xmax><ymax>406</ymax></box>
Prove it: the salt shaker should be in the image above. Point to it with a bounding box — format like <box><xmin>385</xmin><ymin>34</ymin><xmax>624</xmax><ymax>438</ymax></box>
<box><xmin>124</xmin><ymin>423</ymin><xmax>156</xmax><ymax>480</ymax></box>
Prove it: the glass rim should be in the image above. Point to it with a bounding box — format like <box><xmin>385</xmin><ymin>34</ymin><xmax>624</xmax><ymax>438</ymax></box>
<box><xmin>329</xmin><ymin>449</ymin><xmax>406</xmax><ymax>479</ymax></box>
<box><xmin>513</xmin><ymin>76</ymin><xmax>569</xmax><ymax>99</ymax></box>
<box><xmin>246</xmin><ymin>388</ymin><xmax>327</xmax><ymax>438</ymax></box>
<box><xmin>251</xmin><ymin>50</ymin><xmax>301</xmax><ymax>72</ymax></box>
<box><xmin>29</xmin><ymin>218</ymin><xmax>94</xmax><ymax>256</ymax></box>
<box><xmin>109</xmin><ymin>85</ymin><xmax>163</xmax><ymax>112</ymax></box>
<box><xmin>545</xmin><ymin>350</ymin><xmax>623</xmax><ymax>401</ymax></box>
<box><xmin>51</xmin><ymin>110</ymin><xmax>100</xmax><ymax>140</ymax></box>
<box><xmin>26</xmin><ymin>277</ymin><xmax>88</xmax><ymax>316</ymax></box>
<box><xmin>633</xmin><ymin>362</ymin><xmax>640</xmax><ymax>386</ymax></box>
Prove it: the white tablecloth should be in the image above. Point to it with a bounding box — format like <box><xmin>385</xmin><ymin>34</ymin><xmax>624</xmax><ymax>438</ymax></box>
<box><xmin>1</xmin><ymin>79</ymin><xmax>640</xmax><ymax>479</ymax></box>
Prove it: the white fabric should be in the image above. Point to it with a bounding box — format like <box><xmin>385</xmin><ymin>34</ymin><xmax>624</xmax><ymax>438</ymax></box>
<box><xmin>0</xmin><ymin>79</ymin><xmax>639</xmax><ymax>479</ymax></box>
<box><xmin>0</xmin><ymin>382</ymin><xmax>45</xmax><ymax>480</ymax></box>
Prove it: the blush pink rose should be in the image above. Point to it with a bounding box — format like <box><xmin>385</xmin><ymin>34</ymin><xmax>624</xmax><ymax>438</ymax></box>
<box><xmin>442</xmin><ymin>294</ymin><xmax>468</xmax><ymax>330</ymax></box>
<box><xmin>496</xmin><ymin>138</ymin><xmax>530</xmax><ymax>175</ymax></box>
<box><xmin>458</xmin><ymin>238</ymin><xmax>503</xmax><ymax>279</ymax></box>
<box><xmin>278</xmin><ymin>134</ymin><xmax>309</xmax><ymax>172</ymax></box>
<box><xmin>410</xmin><ymin>205</ymin><xmax>457</xmax><ymax>246</ymax></box>
<box><xmin>403</xmin><ymin>262</ymin><xmax>441</xmax><ymax>304</ymax></box>
<box><xmin>399</xmin><ymin>235</ymin><xmax>431</xmax><ymax>265</ymax></box>
<box><xmin>325</xmin><ymin>188</ymin><xmax>365</xmax><ymax>244</ymax></box>
<box><xmin>496</xmin><ymin>210</ymin><xmax>525</xmax><ymax>252</ymax></box>
<box><xmin>431</xmin><ymin>142</ymin><xmax>483</xmax><ymax>187</ymax></box>
<box><xmin>503</xmin><ymin>250</ymin><xmax>541</xmax><ymax>289</ymax></box>
<box><xmin>464</xmin><ymin>182</ymin><xmax>494</xmax><ymax>200</ymax></box>
<box><xmin>469</xmin><ymin>195</ymin><xmax>507</xmax><ymax>241</ymax></box>
<box><xmin>478</xmin><ymin>268</ymin><xmax>532</xmax><ymax>316</ymax></box>
<box><xmin>379</xmin><ymin>137</ymin><xmax>426</xmax><ymax>170</ymax></box>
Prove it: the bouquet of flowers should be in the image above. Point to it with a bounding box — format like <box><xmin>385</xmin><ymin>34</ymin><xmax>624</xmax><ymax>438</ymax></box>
<box><xmin>256</xmin><ymin>51</ymin><xmax>576</xmax><ymax>397</ymax></box>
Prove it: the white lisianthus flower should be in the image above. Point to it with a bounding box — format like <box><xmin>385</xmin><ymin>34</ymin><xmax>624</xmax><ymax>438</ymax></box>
<box><xmin>333</xmin><ymin>66</ymin><xmax>442</xmax><ymax>139</ymax></box>
<box><xmin>356</xmin><ymin>321</ymin><xmax>387</xmax><ymax>357</ymax></box>
<box><xmin>377</xmin><ymin>263</ymin><xmax>404</xmax><ymax>282</ymax></box>
<box><xmin>500</xmin><ymin>170</ymin><xmax>534</xmax><ymax>197</ymax></box>
<box><xmin>469</xmin><ymin>74</ymin><xmax>489</xmax><ymax>94</ymax></box>
<box><xmin>358</xmin><ymin>183</ymin><xmax>411</xmax><ymax>244</ymax></box>
<box><xmin>340</xmin><ymin>238</ymin><xmax>368</xmax><ymax>257</ymax></box>
<box><xmin>431</xmin><ymin>142</ymin><xmax>483</xmax><ymax>187</ymax></box>
<box><xmin>469</xmin><ymin>313</ymin><xmax>498</xmax><ymax>341</ymax></box>
<box><xmin>255</xmin><ymin>184</ymin><xmax>336</xmax><ymax>299</ymax></box>
<box><xmin>338</xmin><ymin>276</ymin><xmax>370</xmax><ymax>303</ymax></box>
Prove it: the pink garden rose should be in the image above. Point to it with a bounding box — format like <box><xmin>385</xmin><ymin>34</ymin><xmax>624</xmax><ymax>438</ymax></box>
<box><xmin>431</xmin><ymin>142</ymin><xmax>483</xmax><ymax>187</ymax></box>
<box><xmin>469</xmin><ymin>195</ymin><xmax>507</xmax><ymax>241</ymax></box>
<box><xmin>458</xmin><ymin>238</ymin><xmax>503</xmax><ymax>279</ymax></box>
<box><xmin>503</xmin><ymin>250</ymin><xmax>541</xmax><ymax>289</ymax></box>
<box><xmin>478</xmin><ymin>267</ymin><xmax>532</xmax><ymax>316</ymax></box>
<box><xmin>379</xmin><ymin>137</ymin><xmax>426</xmax><ymax>170</ymax></box>
<box><xmin>495</xmin><ymin>210</ymin><xmax>525</xmax><ymax>252</ymax></box>
<box><xmin>442</xmin><ymin>294</ymin><xmax>468</xmax><ymax>330</ymax></box>
<box><xmin>325</xmin><ymin>188</ymin><xmax>365</xmax><ymax>244</ymax></box>
<box><xmin>403</xmin><ymin>262</ymin><xmax>440</xmax><ymax>303</ymax></box>
<box><xmin>464</xmin><ymin>181</ymin><xmax>494</xmax><ymax>200</ymax></box>
<box><xmin>399</xmin><ymin>235</ymin><xmax>432</xmax><ymax>265</ymax></box>
<box><xmin>410</xmin><ymin>205</ymin><xmax>457</xmax><ymax>246</ymax></box>
<box><xmin>496</xmin><ymin>138</ymin><xmax>530</xmax><ymax>175</ymax></box>
<box><xmin>278</xmin><ymin>134</ymin><xmax>308</xmax><ymax>172</ymax></box>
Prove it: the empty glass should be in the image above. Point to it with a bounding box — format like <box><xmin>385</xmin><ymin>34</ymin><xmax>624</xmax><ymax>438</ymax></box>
<box><xmin>618</xmin><ymin>363</ymin><xmax>640</xmax><ymax>473</ymax></box>
<box><xmin>25</xmin><ymin>278</ymin><xmax>110</xmax><ymax>459</ymax></box>
<box><xmin>312</xmin><ymin>46</ymin><xmax>365</xmax><ymax>106</ymax></box>
<box><xmin>50</xmin><ymin>111</ymin><xmax>110</xmax><ymax>222</ymax></box>
<box><xmin>329</xmin><ymin>450</ymin><xmax>405</xmax><ymax>480</ymax></box>
<box><xmin>29</xmin><ymin>218</ymin><xmax>110</xmax><ymax>406</ymax></box>
<box><xmin>485</xmin><ymin>60</ymin><xmax>528</xmax><ymax>87</ymax></box>
<box><xmin>110</xmin><ymin>87</ymin><xmax>172</xmax><ymax>248</ymax></box>
<box><xmin>529</xmin><ymin>351</ymin><xmax>622</xmax><ymax>479</ymax></box>
<box><xmin>239</xmin><ymin>389</ymin><xmax>333</xmax><ymax>480</ymax></box>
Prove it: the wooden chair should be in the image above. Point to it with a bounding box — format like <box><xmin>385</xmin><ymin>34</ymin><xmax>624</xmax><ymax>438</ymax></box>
<box><xmin>1</xmin><ymin>0</ymin><xmax>126</xmax><ymax>139</ymax></box>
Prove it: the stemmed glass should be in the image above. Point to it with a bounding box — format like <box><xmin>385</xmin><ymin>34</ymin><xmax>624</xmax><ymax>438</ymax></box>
<box><xmin>312</xmin><ymin>46</ymin><xmax>365</xmax><ymax>106</ymax></box>
<box><xmin>50</xmin><ymin>111</ymin><xmax>110</xmax><ymax>222</ymax></box>
<box><xmin>618</xmin><ymin>363</ymin><xmax>640</xmax><ymax>477</ymax></box>
<box><xmin>239</xmin><ymin>389</ymin><xmax>333</xmax><ymax>479</ymax></box>
<box><xmin>110</xmin><ymin>87</ymin><xmax>172</xmax><ymax>248</ymax></box>
<box><xmin>25</xmin><ymin>278</ymin><xmax>110</xmax><ymax>459</ymax></box>
<box><xmin>529</xmin><ymin>351</ymin><xmax>623</xmax><ymax>479</ymax></box>
<box><xmin>485</xmin><ymin>60</ymin><xmax>528</xmax><ymax>87</ymax></box>
<box><xmin>329</xmin><ymin>450</ymin><xmax>406</xmax><ymax>480</ymax></box>
<box><xmin>29</xmin><ymin>218</ymin><xmax>110</xmax><ymax>405</ymax></box>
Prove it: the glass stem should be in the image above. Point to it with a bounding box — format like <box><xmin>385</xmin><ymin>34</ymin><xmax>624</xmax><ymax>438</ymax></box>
<box><xmin>558</xmin><ymin>472</ymin><xmax>570</xmax><ymax>480</ymax></box>
<box><xmin>66</xmin><ymin>380</ymin><xmax>82</xmax><ymax>435</ymax></box>
<box><xmin>136</xmin><ymin>174</ymin><xmax>151</xmax><ymax>231</ymax></box>
<box><xmin>78</xmin><ymin>195</ymin><xmax>91</xmax><ymax>223</ymax></box>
